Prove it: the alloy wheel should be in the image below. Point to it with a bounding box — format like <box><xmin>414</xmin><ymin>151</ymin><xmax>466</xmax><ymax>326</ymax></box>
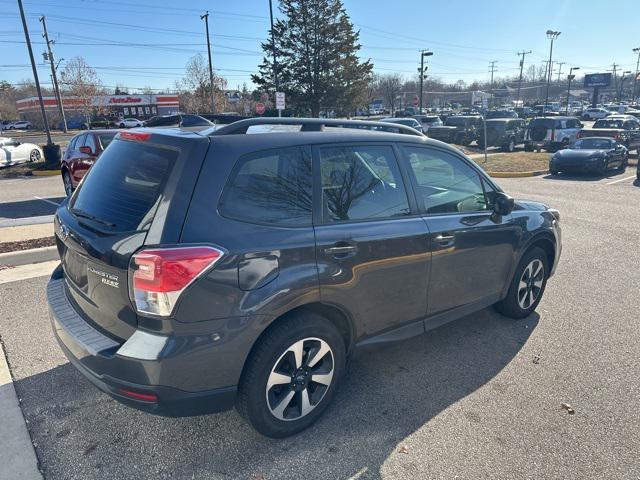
<box><xmin>30</xmin><ymin>150</ymin><xmax>40</xmax><ymax>162</ymax></box>
<box><xmin>517</xmin><ymin>259</ymin><xmax>544</xmax><ymax>310</ymax></box>
<box><xmin>265</xmin><ymin>337</ymin><xmax>334</xmax><ymax>421</ymax></box>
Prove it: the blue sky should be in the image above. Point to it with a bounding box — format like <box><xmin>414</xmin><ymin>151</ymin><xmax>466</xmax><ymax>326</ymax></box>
<box><xmin>1</xmin><ymin>0</ymin><xmax>639</xmax><ymax>93</ymax></box>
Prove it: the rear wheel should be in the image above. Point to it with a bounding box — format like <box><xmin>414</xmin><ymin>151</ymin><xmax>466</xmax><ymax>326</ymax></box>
<box><xmin>236</xmin><ymin>312</ymin><xmax>346</xmax><ymax>438</ymax></box>
<box><xmin>617</xmin><ymin>155</ymin><xmax>628</xmax><ymax>171</ymax></box>
<box><xmin>495</xmin><ymin>247</ymin><xmax>549</xmax><ymax>319</ymax></box>
<box><xmin>502</xmin><ymin>138</ymin><xmax>515</xmax><ymax>152</ymax></box>
<box><xmin>524</xmin><ymin>143</ymin><xmax>534</xmax><ymax>152</ymax></box>
<box><xmin>29</xmin><ymin>149</ymin><xmax>40</xmax><ymax>162</ymax></box>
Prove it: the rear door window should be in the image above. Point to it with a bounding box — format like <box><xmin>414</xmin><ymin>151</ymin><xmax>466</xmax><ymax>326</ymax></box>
<box><xmin>83</xmin><ymin>133</ymin><xmax>97</xmax><ymax>153</ymax></box>
<box><xmin>318</xmin><ymin>145</ymin><xmax>410</xmax><ymax>223</ymax></box>
<box><xmin>70</xmin><ymin>139</ymin><xmax>177</xmax><ymax>232</ymax></box>
<box><xmin>219</xmin><ymin>147</ymin><xmax>313</xmax><ymax>226</ymax></box>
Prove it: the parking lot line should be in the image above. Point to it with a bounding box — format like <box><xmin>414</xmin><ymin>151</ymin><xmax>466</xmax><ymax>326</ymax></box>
<box><xmin>33</xmin><ymin>196</ymin><xmax>59</xmax><ymax>207</ymax></box>
<box><xmin>606</xmin><ymin>175</ymin><xmax>636</xmax><ymax>185</ymax></box>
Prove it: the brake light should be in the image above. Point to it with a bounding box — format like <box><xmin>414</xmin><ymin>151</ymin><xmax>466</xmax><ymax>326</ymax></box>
<box><xmin>131</xmin><ymin>246</ymin><xmax>224</xmax><ymax>316</ymax></box>
<box><xmin>118</xmin><ymin>131</ymin><xmax>151</xmax><ymax>141</ymax></box>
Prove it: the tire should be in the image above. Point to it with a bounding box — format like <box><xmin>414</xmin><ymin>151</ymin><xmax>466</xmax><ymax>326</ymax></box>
<box><xmin>236</xmin><ymin>312</ymin><xmax>346</xmax><ymax>438</ymax></box>
<box><xmin>62</xmin><ymin>171</ymin><xmax>74</xmax><ymax>197</ymax></box>
<box><xmin>29</xmin><ymin>149</ymin><xmax>41</xmax><ymax>162</ymax></box>
<box><xmin>119</xmin><ymin>123</ymin><xmax>125</xmax><ymax>128</ymax></box>
<box><xmin>524</xmin><ymin>143</ymin><xmax>534</xmax><ymax>152</ymax></box>
<box><xmin>617</xmin><ymin>155</ymin><xmax>628</xmax><ymax>171</ymax></box>
<box><xmin>549</xmin><ymin>168</ymin><xmax>559</xmax><ymax>175</ymax></box>
<box><xmin>495</xmin><ymin>246</ymin><xmax>549</xmax><ymax>319</ymax></box>
<box><xmin>502</xmin><ymin>138</ymin><xmax>515</xmax><ymax>152</ymax></box>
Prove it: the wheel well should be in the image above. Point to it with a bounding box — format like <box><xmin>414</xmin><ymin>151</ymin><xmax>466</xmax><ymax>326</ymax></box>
<box><xmin>283</xmin><ymin>303</ymin><xmax>354</xmax><ymax>352</ymax></box>
<box><xmin>528</xmin><ymin>237</ymin><xmax>555</xmax><ymax>269</ymax></box>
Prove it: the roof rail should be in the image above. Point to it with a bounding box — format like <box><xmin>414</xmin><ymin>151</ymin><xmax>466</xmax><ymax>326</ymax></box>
<box><xmin>207</xmin><ymin>117</ymin><xmax>423</xmax><ymax>136</ymax></box>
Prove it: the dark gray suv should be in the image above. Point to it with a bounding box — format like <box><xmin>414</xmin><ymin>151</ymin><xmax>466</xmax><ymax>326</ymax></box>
<box><xmin>47</xmin><ymin>118</ymin><xmax>561</xmax><ymax>437</ymax></box>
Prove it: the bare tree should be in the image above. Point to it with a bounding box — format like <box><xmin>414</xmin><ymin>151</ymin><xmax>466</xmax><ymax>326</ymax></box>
<box><xmin>60</xmin><ymin>57</ymin><xmax>103</xmax><ymax>128</ymax></box>
<box><xmin>378</xmin><ymin>73</ymin><xmax>403</xmax><ymax>113</ymax></box>
<box><xmin>175</xmin><ymin>54</ymin><xmax>226</xmax><ymax>114</ymax></box>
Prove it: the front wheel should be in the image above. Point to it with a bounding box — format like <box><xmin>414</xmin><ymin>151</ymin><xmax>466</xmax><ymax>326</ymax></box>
<box><xmin>236</xmin><ymin>312</ymin><xmax>346</xmax><ymax>438</ymax></box>
<box><xmin>495</xmin><ymin>247</ymin><xmax>549</xmax><ymax>319</ymax></box>
<box><xmin>502</xmin><ymin>139</ymin><xmax>515</xmax><ymax>152</ymax></box>
<box><xmin>29</xmin><ymin>149</ymin><xmax>41</xmax><ymax>162</ymax></box>
<box><xmin>617</xmin><ymin>155</ymin><xmax>628</xmax><ymax>171</ymax></box>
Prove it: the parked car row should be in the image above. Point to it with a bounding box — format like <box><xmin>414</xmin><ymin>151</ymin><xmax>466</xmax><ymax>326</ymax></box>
<box><xmin>0</xmin><ymin>120</ymin><xmax>32</xmax><ymax>130</ymax></box>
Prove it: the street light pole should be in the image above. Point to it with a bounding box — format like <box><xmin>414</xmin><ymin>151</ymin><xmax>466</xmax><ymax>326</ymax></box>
<box><xmin>566</xmin><ymin>66</ymin><xmax>579</xmax><ymax>114</ymax></box>
<box><xmin>17</xmin><ymin>0</ymin><xmax>52</xmax><ymax>146</ymax></box>
<box><xmin>632</xmin><ymin>47</ymin><xmax>640</xmax><ymax>104</ymax></box>
<box><xmin>200</xmin><ymin>11</ymin><xmax>216</xmax><ymax>114</ymax></box>
<box><xmin>418</xmin><ymin>50</ymin><xmax>433</xmax><ymax>112</ymax></box>
<box><xmin>544</xmin><ymin>30</ymin><xmax>560</xmax><ymax>117</ymax></box>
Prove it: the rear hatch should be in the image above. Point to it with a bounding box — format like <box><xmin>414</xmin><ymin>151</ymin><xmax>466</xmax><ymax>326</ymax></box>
<box><xmin>54</xmin><ymin>131</ymin><xmax>209</xmax><ymax>341</ymax></box>
<box><xmin>426</xmin><ymin>125</ymin><xmax>457</xmax><ymax>140</ymax></box>
<box><xmin>579</xmin><ymin>128</ymin><xmax>622</xmax><ymax>139</ymax></box>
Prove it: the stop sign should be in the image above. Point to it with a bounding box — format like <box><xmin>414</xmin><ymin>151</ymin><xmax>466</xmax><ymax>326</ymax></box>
<box><xmin>413</xmin><ymin>96</ymin><xmax>419</xmax><ymax>106</ymax></box>
<box><xmin>255</xmin><ymin>102</ymin><xmax>265</xmax><ymax>115</ymax></box>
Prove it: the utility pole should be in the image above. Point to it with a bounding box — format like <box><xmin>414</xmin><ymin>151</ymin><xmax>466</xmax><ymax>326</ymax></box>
<box><xmin>40</xmin><ymin>15</ymin><xmax>67</xmax><ymax>133</ymax></box>
<box><xmin>515</xmin><ymin>50</ymin><xmax>531</xmax><ymax>107</ymax></box>
<box><xmin>610</xmin><ymin>63</ymin><xmax>618</xmax><ymax>101</ymax></box>
<box><xmin>555</xmin><ymin>61</ymin><xmax>565</xmax><ymax>83</ymax></box>
<box><xmin>544</xmin><ymin>30</ymin><xmax>561</xmax><ymax>117</ymax></box>
<box><xmin>565</xmin><ymin>66</ymin><xmax>579</xmax><ymax>114</ymax></box>
<box><xmin>200</xmin><ymin>11</ymin><xmax>216</xmax><ymax>114</ymax></box>
<box><xmin>619</xmin><ymin>71</ymin><xmax>632</xmax><ymax>100</ymax></box>
<box><xmin>488</xmin><ymin>61</ymin><xmax>497</xmax><ymax>107</ymax></box>
<box><xmin>633</xmin><ymin>47</ymin><xmax>640</xmax><ymax>104</ymax></box>
<box><xmin>418</xmin><ymin>50</ymin><xmax>433</xmax><ymax>112</ymax></box>
<box><xmin>268</xmin><ymin>0</ymin><xmax>280</xmax><ymax>117</ymax></box>
<box><xmin>17</xmin><ymin>0</ymin><xmax>52</xmax><ymax>146</ymax></box>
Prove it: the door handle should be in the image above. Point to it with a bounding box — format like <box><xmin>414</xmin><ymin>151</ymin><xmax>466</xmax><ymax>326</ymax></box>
<box><xmin>434</xmin><ymin>233</ymin><xmax>455</xmax><ymax>245</ymax></box>
<box><xmin>324</xmin><ymin>245</ymin><xmax>357</xmax><ymax>256</ymax></box>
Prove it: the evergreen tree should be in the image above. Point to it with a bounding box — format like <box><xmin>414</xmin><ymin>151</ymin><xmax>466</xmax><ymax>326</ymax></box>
<box><xmin>252</xmin><ymin>0</ymin><xmax>373</xmax><ymax>117</ymax></box>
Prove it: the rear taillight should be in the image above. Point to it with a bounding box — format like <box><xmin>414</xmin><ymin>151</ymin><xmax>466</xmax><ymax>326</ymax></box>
<box><xmin>118</xmin><ymin>131</ymin><xmax>151</xmax><ymax>141</ymax></box>
<box><xmin>131</xmin><ymin>246</ymin><xmax>223</xmax><ymax>316</ymax></box>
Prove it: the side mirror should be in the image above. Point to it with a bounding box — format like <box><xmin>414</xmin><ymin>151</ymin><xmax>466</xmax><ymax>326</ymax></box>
<box><xmin>493</xmin><ymin>192</ymin><xmax>515</xmax><ymax>216</ymax></box>
<box><xmin>79</xmin><ymin>146</ymin><xmax>93</xmax><ymax>155</ymax></box>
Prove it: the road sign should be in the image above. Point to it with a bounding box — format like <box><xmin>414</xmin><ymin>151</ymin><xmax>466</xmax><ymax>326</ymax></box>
<box><xmin>413</xmin><ymin>96</ymin><xmax>419</xmax><ymax>106</ymax></box>
<box><xmin>255</xmin><ymin>102</ymin><xmax>265</xmax><ymax>115</ymax></box>
<box><xmin>584</xmin><ymin>73</ymin><xmax>612</xmax><ymax>88</ymax></box>
<box><xmin>275</xmin><ymin>91</ymin><xmax>285</xmax><ymax>110</ymax></box>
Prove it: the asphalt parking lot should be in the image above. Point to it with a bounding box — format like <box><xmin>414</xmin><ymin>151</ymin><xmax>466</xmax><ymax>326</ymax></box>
<box><xmin>0</xmin><ymin>169</ymin><xmax>639</xmax><ymax>479</ymax></box>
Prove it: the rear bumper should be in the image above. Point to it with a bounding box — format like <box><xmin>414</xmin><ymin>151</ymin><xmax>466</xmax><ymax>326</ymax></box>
<box><xmin>47</xmin><ymin>266</ymin><xmax>238</xmax><ymax>416</ymax></box>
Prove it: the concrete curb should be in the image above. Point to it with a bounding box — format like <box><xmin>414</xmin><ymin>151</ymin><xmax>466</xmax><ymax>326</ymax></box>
<box><xmin>0</xmin><ymin>341</ymin><xmax>43</xmax><ymax>479</ymax></box>
<box><xmin>30</xmin><ymin>170</ymin><xmax>59</xmax><ymax>177</ymax></box>
<box><xmin>489</xmin><ymin>169</ymin><xmax>549</xmax><ymax>178</ymax></box>
<box><xmin>0</xmin><ymin>246</ymin><xmax>58</xmax><ymax>267</ymax></box>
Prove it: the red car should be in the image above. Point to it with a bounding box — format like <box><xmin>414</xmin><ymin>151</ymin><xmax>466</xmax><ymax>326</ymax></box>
<box><xmin>61</xmin><ymin>129</ymin><xmax>121</xmax><ymax>196</ymax></box>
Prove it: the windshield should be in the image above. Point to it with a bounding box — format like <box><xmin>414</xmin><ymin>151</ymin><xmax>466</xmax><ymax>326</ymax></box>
<box><xmin>484</xmin><ymin>121</ymin><xmax>506</xmax><ymax>131</ymax></box>
<box><xmin>529</xmin><ymin>118</ymin><xmax>555</xmax><ymax>128</ymax></box>
<box><xmin>593</xmin><ymin>119</ymin><xmax>623</xmax><ymax>129</ymax></box>
<box><xmin>445</xmin><ymin>117</ymin><xmax>465</xmax><ymax>126</ymax></box>
<box><xmin>572</xmin><ymin>138</ymin><xmax>612</xmax><ymax>149</ymax></box>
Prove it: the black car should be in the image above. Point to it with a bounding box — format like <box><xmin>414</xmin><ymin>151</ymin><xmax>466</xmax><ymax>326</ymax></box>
<box><xmin>549</xmin><ymin>137</ymin><xmax>628</xmax><ymax>175</ymax></box>
<box><xmin>577</xmin><ymin>115</ymin><xmax>640</xmax><ymax>154</ymax></box>
<box><xmin>478</xmin><ymin>118</ymin><xmax>527</xmax><ymax>152</ymax></box>
<box><xmin>47</xmin><ymin>118</ymin><xmax>561</xmax><ymax>438</ymax></box>
<box><xmin>426</xmin><ymin>115</ymin><xmax>483</xmax><ymax>145</ymax></box>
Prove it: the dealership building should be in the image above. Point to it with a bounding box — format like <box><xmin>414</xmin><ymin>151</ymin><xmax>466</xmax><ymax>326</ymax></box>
<box><xmin>16</xmin><ymin>93</ymin><xmax>180</xmax><ymax>126</ymax></box>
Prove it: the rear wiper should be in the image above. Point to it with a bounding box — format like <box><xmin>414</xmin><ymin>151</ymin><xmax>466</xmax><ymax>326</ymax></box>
<box><xmin>70</xmin><ymin>208</ymin><xmax>116</xmax><ymax>228</ymax></box>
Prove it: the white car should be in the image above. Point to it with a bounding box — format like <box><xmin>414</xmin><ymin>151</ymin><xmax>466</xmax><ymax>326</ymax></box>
<box><xmin>5</xmin><ymin>120</ymin><xmax>32</xmax><ymax>130</ymax></box>
<box><xmin>117</xmin><ymin>118</ymin><xmax>144</xmax><ymax>128</ymax></box>
<box><xmin>581</xmin><ymin>108</ymin><xmax>610</xmax><ymax>120</ymax></box>
<box><xmin>0</xmin><ymin>137</ymin><xmax>43</xmax><ymax>166</ymax></box>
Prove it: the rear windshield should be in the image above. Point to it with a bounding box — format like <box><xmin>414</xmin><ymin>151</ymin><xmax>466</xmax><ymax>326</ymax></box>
<box><xmin>445</xmin><ymin>117</ymin><xmax>465</xmax><ymax>126</ymax></box>
<box><xmin>593</xmin><ymin>119</ymin><xmax>623</xmax><ymax>129</ymax></box>
<box><xmin>70</xmin><ymin>139</ymin><xmax>176</xmax><ymax>232</ymax></box>
<box><xmin>528</xmin><ymin>118</ymin><xmax>555</xmax><ymax>128</ymax></box>
<box><xmin>573</xmin><ymin>138</ymin><xmax>612</xmax><ymax>149</ymax></box>
<box><xmin>424</xmin><ymin>116</ymin><xmax>440</xmax><ymax>122</ymax></box>
<box><xmin>97</xmin><ymin>133</ymin><xmax>116</xmax><ymax>149</ymax></box>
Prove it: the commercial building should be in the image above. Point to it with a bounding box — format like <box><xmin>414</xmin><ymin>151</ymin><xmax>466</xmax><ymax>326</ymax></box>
<box><xmin>16</xmin><ymin>93</ymin><xmax>179</xmax><ymax>127</ymax></box>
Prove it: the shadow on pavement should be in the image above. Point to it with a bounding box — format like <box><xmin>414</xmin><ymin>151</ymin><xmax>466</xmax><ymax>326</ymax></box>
<box><xmin>15</xmin><ymin>309</ymin><xmax>539</xmax><ymax>479</ymax></box>
<box><xmin>0</xmin><ymin>197</ymin><xmax>65</xmax><ymax>220</ymax></box>
<box><xmin>541</xmin><ymin>170</ymin><xmax>627</xmax><ymax>182</ymax></box>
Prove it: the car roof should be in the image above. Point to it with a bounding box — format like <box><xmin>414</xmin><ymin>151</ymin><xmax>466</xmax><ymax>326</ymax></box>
<box><xmin>75</xmin><ymin>129</ymin><xmax>122</xmax><ymax>134</ymax></box>
<box><xmin>381</xmin><ymin>117</ymin><xmax>417</xmax><ymax>122</ymax></box>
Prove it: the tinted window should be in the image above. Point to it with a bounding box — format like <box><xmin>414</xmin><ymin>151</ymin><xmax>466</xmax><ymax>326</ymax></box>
<box><xmin>594</xmin><ymin>119</ymin><xmax>623</xmax><ymax>128</ymax></box>
<box><xmin>83</xmin><ymin>133</ymin><xmax>97</xmax><ymax>153</ymax></box>
<box><xmin>69</xmin><ymin>135</ymin><xmax>83</xmax><ymax>151</ymax></box>
<box><xmin>319</xmin><ymin>145</ymin><xmax>409</xmax><ymax>223</ymax></box>
<box><xmin>403</xmin><ymin>147</ymin><xmax>489</xmax><ymax>214</ymax></box>
<box><xmin>445</xmin><ymin>117</ymin><xmax>465</xmax><ymax>127</ymax></box>
<box><xmin>220</xmin><ymin>147</ymin><xmax>312</xmax><ymax>226</ymax></box>
<box><xmin>70</xmin><ymin>140</ymin><xmax>176</xmax><ymax>232</ymax></box>
<box><xmin>97</xmin><ymin>133</ymin><xmax>116</xmax><ymax>149</ymax></box>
